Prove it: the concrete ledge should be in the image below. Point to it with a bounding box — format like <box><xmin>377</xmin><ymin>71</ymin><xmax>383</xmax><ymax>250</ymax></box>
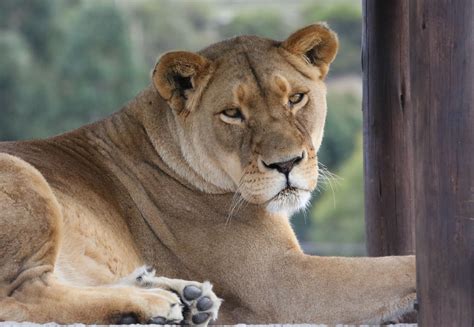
<box><xmin>0</xmin><ymin>323</ymin><xmax>418</xmax><ymax>327</ymax></box>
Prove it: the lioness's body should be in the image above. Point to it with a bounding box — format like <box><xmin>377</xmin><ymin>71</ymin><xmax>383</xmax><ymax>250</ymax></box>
<box><xmin>0</xmin><ymin>25</ymin><xmax>415</xmax><ymax>325</ymax></box>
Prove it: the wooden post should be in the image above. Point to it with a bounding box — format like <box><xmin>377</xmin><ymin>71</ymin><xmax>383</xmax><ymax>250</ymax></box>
<box><xmin>362</xmin><ymin>1</ymin><xmax>415</xmax><ymax>256</ymax></box>
<box><xmin>409</xmin><ymin>0</ymin><xmax>474</xmax><ymax>325</ymax></box>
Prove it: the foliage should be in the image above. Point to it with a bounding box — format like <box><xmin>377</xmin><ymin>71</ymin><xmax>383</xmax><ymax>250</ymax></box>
<box><xmin>220</xmin><ymin>9</ymin><xmax>289</xmax><ymax>40</ymax></box>
<box><xmin>127</xmin><ymin>0</ymin><xmax>215</xmax><ymax>70</ymax></box>
<box><xmin>0</xmin><ymin>32</ymin><xmax>32</xmax><ymax>140</ymax></box>
<box><xmin>311</xmin><ymin>133</ymin><xmax>365</xmax><ymax>244</ymax></box>
<box><xmin>319</xmin><ymin>91</ymin><xmax>362</xmax><ymax>171</ymax></box>
<box><xmin>0</xmin><ymin>0</ymin><xmax>61</xmax><ymax>63</ymax></box>
<box><xmin>53</xmin><ymin>3</ymin><xmax>142</xmax><ymax>133</ymax></box>
<box><xmin>301</xmin><ymin>0</ymin><xmax>362</xmax><ymax>76</ymax></box>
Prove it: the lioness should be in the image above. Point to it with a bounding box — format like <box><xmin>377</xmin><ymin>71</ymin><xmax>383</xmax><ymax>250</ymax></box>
<box><xmin>0</xmin><ymin>24</ymin><xmax>416</xmax><ymax>325</ymax></box>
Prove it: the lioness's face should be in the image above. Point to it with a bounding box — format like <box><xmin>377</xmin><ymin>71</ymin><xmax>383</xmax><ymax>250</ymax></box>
<box><xmin>153</xmin><ymin>24</ymin><xmax>338</xmax><ymax>215</ymax></box>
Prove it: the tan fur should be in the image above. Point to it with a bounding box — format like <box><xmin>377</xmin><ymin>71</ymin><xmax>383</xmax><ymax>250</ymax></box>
<box><xmin>0</xmin><ymin>24</ymin><xmax>415</xmax><ymax>324</ymax></box>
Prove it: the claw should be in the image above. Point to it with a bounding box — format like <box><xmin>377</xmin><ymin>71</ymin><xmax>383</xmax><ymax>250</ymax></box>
<box><xmin>146</xmin><ymin>265</ymin><xmax>155</xmax><ymax>273</ymax></box>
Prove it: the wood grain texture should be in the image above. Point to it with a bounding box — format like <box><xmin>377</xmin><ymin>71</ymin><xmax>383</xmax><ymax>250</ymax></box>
<box><xmin>409</xmin><ymin>0</ymin><xmax>474</xmax><ymax>326</ymax></box>
<box><xmin>362</xmin><ymin>1</ymin><xmax>416</xmax><ymax>256</ymax></box>
<box><xmin>363</xmin><ymin>1</ymin><xmax>473</xmax><ymax>325</ymax></box>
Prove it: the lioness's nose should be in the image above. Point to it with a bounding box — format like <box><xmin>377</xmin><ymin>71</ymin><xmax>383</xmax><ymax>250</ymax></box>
<box><xmin>263</xmin><ymin>154</ymin><xmax>303</xmax><ymax>175</ymax></box>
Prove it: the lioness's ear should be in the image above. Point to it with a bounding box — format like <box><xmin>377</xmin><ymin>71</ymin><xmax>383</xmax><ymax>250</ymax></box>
<box><xmin>152</xmin><ymin>51</ymin><xmax>212</xmax><ymax>115</ymax></box>
<box><xmin>281</xmin><ymin>23</ymin><xmax>338</xmax><ymax>79</ymax></box>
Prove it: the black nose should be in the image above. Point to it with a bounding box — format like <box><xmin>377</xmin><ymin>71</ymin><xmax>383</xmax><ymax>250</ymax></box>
<box><xmin>263</xmin><ymin>155</ymin><xmax>303</xmax><ymax>175</ymax></box>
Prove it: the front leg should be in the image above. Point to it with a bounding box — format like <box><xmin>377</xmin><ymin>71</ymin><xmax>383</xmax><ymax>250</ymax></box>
<box><xmin>118</xmin><ymin>266</ymin><xmax>222</xmax><ymax>325</ymax></box>
<box><xmin>264</xmin><ymin>253</ymin><xmax>416</xmax><ymax>324</ymax></box>
<box><xmin>200</xmin><ymin>215</ymin><xmax>416</xmax><ymax>324</ymax></box>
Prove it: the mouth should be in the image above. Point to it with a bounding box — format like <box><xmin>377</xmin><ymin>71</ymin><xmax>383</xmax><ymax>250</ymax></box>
<box><xmin>272</xmin><ymin>186</ymin><xmax>300</xmax><ymax>199</ymax></box>
<box><xmin>274</xmin><ymin>185</ymin><xmax>312</xmax><ymax>198</ymax></box>
<box><xmin>265</xmin><ymin>186</ymin><xmax>311</xmax><ymax>215</ymax></box>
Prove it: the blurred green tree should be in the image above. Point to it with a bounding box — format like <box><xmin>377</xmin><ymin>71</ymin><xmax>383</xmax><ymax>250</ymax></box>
<box><xmin>53</xmin><ymin>3</ymin><xmax>142</xmax><ymax>133</ymax></box>
<box><xmin>0</xmin><ymin>32</ymin><xmax>32</xmax><ymax>140</ymax></box>
<box><xmin>310</xmin><ymin>133</ymin><xmax>365</xmax><ymax>245</ymax></box>
<box><xmin>128</xmin><ymin>0</ymin><xmax>215</xmax><ymax>71</ymax></box>
<box><xmin>0</xmin><ymin>0</ymin><xmax>62</xmax><ymax>64</ymax></box>
<box><xmin>219</xmin><ymin>9</ymin><xmax>289</xmax><ymax>40</ymax></box>
<box><xmin>302</xmin><ymin>1</ymin><xmax>362</xmax><ymax>76</ymax></box>
<box><xmin>318</xmin><ymin>91</ymin><xmax>362</xmax><ymax>171</ymax></box>
<box><xmin>0</xmin><ymin>0</ymin><xmax>79</xmax><ymax>140</ymax></box>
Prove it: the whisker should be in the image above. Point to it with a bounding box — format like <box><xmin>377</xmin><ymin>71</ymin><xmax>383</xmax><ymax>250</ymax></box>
<box><xmin>317</xmin><ymin>162</ymin><xmax>341</xmax><ymax>208</ymax></box>
<box><xmin>226</xmin><ymin>166</ymin><xmax>251</xmax><ymax>225</ymax></box>
<box><xmin>226</xmin><ymin>188</ymin><xmax>243</xmax><ymax>225</ymax></box>
<box><xmin>301</xmin><ymin>191</ymin><xmax>314</xmax><ymax>224</ymax></box>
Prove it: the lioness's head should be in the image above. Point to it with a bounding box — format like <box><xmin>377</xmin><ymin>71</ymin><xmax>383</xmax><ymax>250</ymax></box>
<box><xmin>152</xmin><ymin>24</ymin><xmax>338</xmax><ymax>215</ymax></box>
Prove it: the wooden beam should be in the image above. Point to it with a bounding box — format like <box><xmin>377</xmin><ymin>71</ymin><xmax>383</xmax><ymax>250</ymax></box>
<box><xmin>362</xmin><ymin>1</ymin><xmax>415</xmax><ymax>256</ymax></box>
<box><xmin>409</xmin><ymin>0</ymin><xmax>474</xmax><ymax>325</ymax></box>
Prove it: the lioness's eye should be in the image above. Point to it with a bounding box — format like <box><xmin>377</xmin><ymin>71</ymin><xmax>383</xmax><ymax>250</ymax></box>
<box><xmin>288</xmin><ymin>93</ymin><xmax>305</xmax><ymax>106</ymax></box>
<box><xmin>222</xmin><ymin>108</ymin><xmax>243</xmax><ymax>120</ymax></box>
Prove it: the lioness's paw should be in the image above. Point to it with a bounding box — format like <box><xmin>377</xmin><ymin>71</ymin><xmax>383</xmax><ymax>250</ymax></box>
<box><xmin>112</xmin><ymin>287</ymin><xmax>184</xmax><ymax>325</ymax></box>
<box><xmin>127</xmin><ymin>265</ymin><xmax>222</xmax><ymax>326</ymax></box>
<box><xmin>180</xmin><ymin>281</ymin><xmax>221</xmax><ymax>325</ymax></box>
<box><xmin>374</xmin><ymin>292</ymin><xmax>417</xmax><ymax>325</ymax></box>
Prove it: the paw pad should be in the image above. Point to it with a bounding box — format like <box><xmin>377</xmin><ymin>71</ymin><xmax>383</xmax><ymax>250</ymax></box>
<box><xmin>192</xmin><ymin>312</ymin><xmax>210</xmax><ymax>324</ymax></box>
<box><xmin>117</xmin><ymin>313</ymin><xmax>138</xmax><ymax>325</ymax></box>
<box><xmin>123</xmin><ymin>266</ymin><xmax>221</xmax><ymax>325</ymax></box>
<box><xmin>148</xmin><ymin>316</ymin><xmax>167</xmax><ymax>324</ymax></box>
<box><xmin>197</xmin><ymin>297</ymin><xmax>213</xmax><ymax>311</ymax></box>
<box><xmin>183</xmin><ymin>285</ymin><xmax>202</xmax><ymax>300</ymax></box>
<box><xmin>180</xmin><ymin>282</ymin><xmax>221</xmax><ymax>325</ymax></box>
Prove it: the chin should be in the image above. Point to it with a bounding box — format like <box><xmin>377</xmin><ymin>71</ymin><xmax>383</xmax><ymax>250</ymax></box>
<box><xmin>265</xmin><ymin>188</ymin><xmax>312</xmax><ymax>216</ymax></box>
